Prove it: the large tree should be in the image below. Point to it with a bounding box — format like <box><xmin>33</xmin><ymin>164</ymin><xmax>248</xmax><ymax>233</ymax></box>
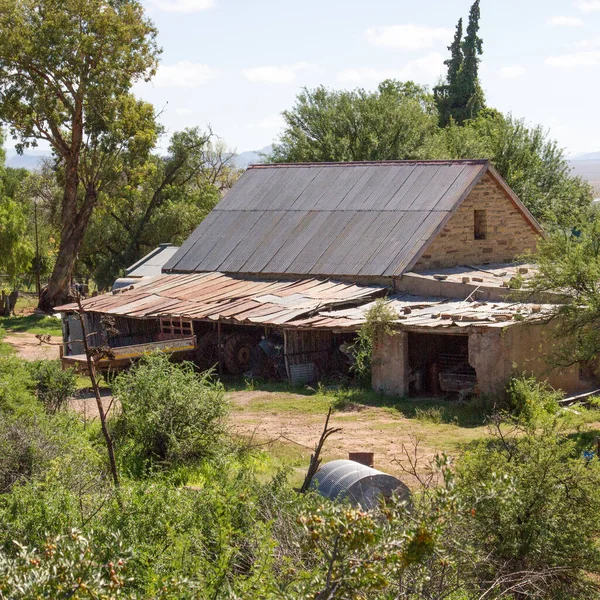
<box><xmin>271</xmin><ymin>80</ymin><xmax>438</xmax><ymax>163</ymax></box>
<box><xmin>79</xmin><ymin>129</ymin><xmax>241</xmax><ymax>290</ymax></box>
<box><xmin>427</xmin><ymin>111</ymin><xmax>593</xmax><ymax>227</ymax></box>
<box><xmin>0</xmin><ymin>0</ymin><xmax>160</xmax><ymax>310</ymax></box>
<box><xmin>526</xmin><ymin>218</ymin><xmax>600</xmax><ymax>368</ymax></box>
<box><xmin>434</xmin><ymin>0</ymin><xmax>485</xmax><ymax>126</ymax></box>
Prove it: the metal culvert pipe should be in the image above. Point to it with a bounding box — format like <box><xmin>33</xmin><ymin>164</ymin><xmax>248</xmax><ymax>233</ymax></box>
<box><xmin>310</xmin><ymin>459</ymin><xmax>411</xmax><ymax>510</ymax></box>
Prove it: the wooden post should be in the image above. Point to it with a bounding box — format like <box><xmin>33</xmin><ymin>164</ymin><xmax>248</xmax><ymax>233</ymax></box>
<box><xmin>283</xmin><ymin>329</ymin><xmax>291</xmax><ymax>384</ymax></box>
<box><xmin>217</xmin><ymin>318</ymin><xmax>223</xmax><ymax>376</ymax></box>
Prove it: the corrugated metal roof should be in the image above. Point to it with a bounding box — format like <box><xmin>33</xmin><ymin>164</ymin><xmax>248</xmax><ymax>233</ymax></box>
<box><xmin>56</xmin><ymin>272</ymin><xmax>385</xmax><ymax>327</ymax></box>
<box><xmin>163</xmin><ymin>160</ymin><xmax>495</xmax><ymax>277</ymax></box>
<box><xmin>292</xmin><ymin>295</ymin><xmax>551</xmax><ymax>331</ymax></box>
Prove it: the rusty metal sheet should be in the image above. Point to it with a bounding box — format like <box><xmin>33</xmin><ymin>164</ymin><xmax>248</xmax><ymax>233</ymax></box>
<box><xmin>60</xmin><ymin>271</ymin><xmax>385</xmax><ymax>329</ymax></box>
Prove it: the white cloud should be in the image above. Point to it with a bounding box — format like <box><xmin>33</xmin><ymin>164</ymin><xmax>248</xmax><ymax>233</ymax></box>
<box><xmin>175</xmin><ymin>108</ymin><xmax>193</xmax><ymax>115</ymax></box>
<box><xmin>337</xmin><ymin>53</ymin><xmax>445</xmax><ymax>85</ymax></box>
<box><xmin>546</xmin><ymin>15</ymin><xmax>584</xmax><ymax>26</ymax></box>
<box><xmin>576</xmin><ymin>37</ymin><xmax>600</xmax><ymax>48</ymax></box>
<box><xmin>150</xmin><ymin>0</ymin><xmax>214</xmax><ymax>12</ymax></box>
<box><xmin>153</xmin><ymin>61</ymin><xmax>218</xmax><ymax>87</ymax></box>
<box><xmin>499</xmin><ymin>65</ymin><xmax>526</xmax><ymax>78</ymax></box>
<box><xmin>247</xmin><ymin>114</ymin><xmax>286</xmax><ymax>130</ymax></box>
<box><xmin>365</xmin><ymin>24</ymin><xmax>452</xmax><ymax>50</ymax></box>
<box><xmin>242</xmin><ymin>62</ymin><xmax>315</xmax><ymax>84</ymax></box>
<box><xmin>575</xmin><ymin>0</ymin><xmax>600</xmax><ymax>12</ymax></box>
<box><xmin>546</xmin><ymin>51</ymin><xmax>600</xmax><ymax>67</ymax></box>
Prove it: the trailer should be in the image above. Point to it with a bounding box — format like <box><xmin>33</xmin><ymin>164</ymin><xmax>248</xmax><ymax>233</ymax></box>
<box><xmin>60</xmin><ymin>335</ymin><xmax>197</xmax><ymax>373</ymax></box>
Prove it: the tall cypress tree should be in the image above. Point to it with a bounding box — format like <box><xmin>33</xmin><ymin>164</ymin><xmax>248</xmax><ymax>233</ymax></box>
<box><xmin>445</xmin><ymin>18</ymin><xmax>463</xmax><ymax>87</ymax></box>
<box><xmin>434</xmin><ymin>1</ymin><xmax>484</xmax><ymax>127</ymax></box>
<box><xmin>457</xmin><ymin>0</ymin><xmax>484</xmax><ymax>121</ymax></box>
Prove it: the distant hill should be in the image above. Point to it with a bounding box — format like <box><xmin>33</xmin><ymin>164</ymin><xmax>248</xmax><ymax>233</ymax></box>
<box><xmin>568</xmin><ymin>157</ymin><xmax>600</xmax><ymax>197</ymax></box>
<box><xmin>231</xmin><ymin>146</ymin><xmax>272</xmax><ymax>169</ymax></box>
<box><xmin>5</xmin><ymin>150</ymin><xmax>48</xmax><ymax>171</ymax></box>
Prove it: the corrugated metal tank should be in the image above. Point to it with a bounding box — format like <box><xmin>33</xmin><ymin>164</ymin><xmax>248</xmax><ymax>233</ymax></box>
<box><xmin>310</xmin><ymin>459</ymin><xmax>410</xmax><ymax>510</ymax></box>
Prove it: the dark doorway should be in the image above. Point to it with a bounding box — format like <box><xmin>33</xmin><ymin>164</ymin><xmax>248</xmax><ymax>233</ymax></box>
<box><xmin>407</xmin><ymin>332</ymin><xmax>476</xmax><ymax>396</ymax></box>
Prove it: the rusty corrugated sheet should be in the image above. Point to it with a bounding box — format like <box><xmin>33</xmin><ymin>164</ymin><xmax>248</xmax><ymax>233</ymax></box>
<box><xmin>291</xmin><ymin>295</ymin><xmax>551</xmax><ymax>331</ymax></box>
<box><xmin>56</xmin><ymin>272</ymin><xmax>385</xmax><ymax>327</ymax></box>
<box><xmin>163</xmin><ymin>160</ymin><xmax>491</xmax><ymax>277</ymax></box>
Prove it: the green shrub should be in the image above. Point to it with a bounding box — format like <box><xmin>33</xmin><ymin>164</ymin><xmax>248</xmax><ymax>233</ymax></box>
<box><xmin>0</xmin><ymin>530</ymin><xmax>131</xmax><ymax>599</ymax></box>
<box><xmin>27</xmin><ymin>360</ymin><xmax>76</xmax><ymax>413</ymax></box>
<box><xmin>506</xmin><ymin>375</ymin><xmax>561</xmax><ymax>423</ymax></box>
<box><xmin>112</xmin><ymin>354</ymin><xmax>229</xmax><ymax>471</ymax></box>
<box><xmin>0</xmin><ymin>355</ymin><xmax>37</xmax><ymax>414</ymax></box>
<box><xmin>456</xmin><ymin>419</ymin><xmax>600</xmax><ymax>597</ymax></box>
<box><xmin>351</xmin><ymin>299</ymin><xmax>399</xmax><ymax>387</ymax></box>
<box><xmin>0</xmin><ymin>411</ymin><xmax>104</xmax><ymax>495</ymax></box>
<box><xmin>414</xmin><ymin>406</ymin><xmax>444</xmax><ymax>424</ymax></box>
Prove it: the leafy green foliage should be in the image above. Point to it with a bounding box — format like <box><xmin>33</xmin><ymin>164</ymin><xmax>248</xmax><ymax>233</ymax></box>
<box><xmin>0</xmin><ymin>195</ymin><xmax>33</xmax><ymax>285</ymax></box>
<box><xmin>111</xmin><ymin>354</ymin><xmax>229</xmax><ymax>471</ymax></box>
<box><xmin>0</xmin><ymin>353</ymin><xmax>35</xmax><ymax>414</ymax></box>
<box><xmin>271</xmin><ymin>80</ymin><xmax>438</xmax><ymax>163</ymax></box>
<box><xmin>0</xmin><ymin>348</ymin><xmax>600</xmax><ymax>597</ymax></box>
<box><xmin>351</xmin><ymin>299</ymin><xmax>399</xmax><ymax>386</ymax></box>
<box><xmin>0</xmin><ymin>530</ymin><xmax>131</xmax><ymax>599</ymax></box>
<box><xmin>526</xmin><ymin>219</ymin><xmax>600</xmax><ymax>366</ymax></box>
<box><xmin>457</xmin><ymin>415</ymin><xmax>600</xmax><ymax>598</ymax></box>
<box><xmin>428</xmin><ymin>111</ymin><xmax>593</xmax><ymax>227</ymax></box>
<box><xmin>27</xmin><ymin>360</ymin><xmax>76</xmax><ymax>413</ymax></box>
<box><xmin>506</xmin><ymin>376</ymin><xmax>561</xmax><ymax>423</ymax></box>
<box><xmin>435</xmin><ymin>0</ymin><xmax>485</xmax><ymax>126</ymax></box>
<box><xmin>0</xmin><ymin>0</ymin><xmax>161</xmax><ymax>308</ymax></box>
<box><xmin>79</xmin><ymin>130</ymin><xmax>237</xmax><ymax>290</ymax></box>
<box><xmin>290</xmin><ymin>454</ymin><xmax>473</xmax><ymax>599</ymax></box>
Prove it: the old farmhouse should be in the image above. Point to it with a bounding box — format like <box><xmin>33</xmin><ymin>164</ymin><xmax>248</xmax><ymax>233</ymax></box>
<box><xmin>57</xmin><ymin>159</ymin><xmax>590</xmax><ymax>396</ymax></box>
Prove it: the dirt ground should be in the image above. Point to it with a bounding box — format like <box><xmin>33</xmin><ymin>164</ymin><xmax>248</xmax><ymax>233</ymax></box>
<box><xmin>4</xmin><ymin>332</ymin><xmax>60</xmax><ymax>361</ymax></box>
<box><xmin>227</xmin><ymin>390</ymin><xmax>486</xmax><ymax>486</ymax></box>
<box><xmin>69</xmin><ymin>390</ymin><xmax>116</xmax><ymax>421</ymax></box>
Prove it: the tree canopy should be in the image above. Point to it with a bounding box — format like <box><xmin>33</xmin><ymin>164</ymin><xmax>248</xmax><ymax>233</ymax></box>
<box><xmin>270</xmin><ymin>80</ymin><xmax>438</xmax><ymax>163</ymax></box>
<box><xmin>434</xmin><ymin>0</ymin><xmax>485</xmax><ymax>126</ymax></box>
<box><xmin>79</xmin><ymin>129</ymin><xmax>240</xmax><ymax>290</ymax></box>
<box><xmin>428</xmin><ymin>112</ymin><xmax>593</xmax><ymax>227</ymax></box>
<box><xmin>0</xmin><ymin>0</ymin><xmax>161</xmax><ymax>309</ymax></box>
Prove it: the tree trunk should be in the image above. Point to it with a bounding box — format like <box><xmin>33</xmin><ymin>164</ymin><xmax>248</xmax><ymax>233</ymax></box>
<box><xmin>39</xmin><ymin>179</ymin><xmax>97</xmax><ymax>312</ymax></box>
<box><xmin>38</xmin><ymin>102</ymin><xmax>85</xmax><ymax>312</ymax></box>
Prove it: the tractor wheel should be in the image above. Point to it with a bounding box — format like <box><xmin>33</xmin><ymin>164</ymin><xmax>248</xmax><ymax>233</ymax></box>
<box><xmin>224</xmin><ymin>333</ymin><xmax>255</xmax><ymax>375</ymax></box>
<box><xmin>196</xmin><ymin>332</ymin><xmax>219</xmax><ymax>371</ymax></box>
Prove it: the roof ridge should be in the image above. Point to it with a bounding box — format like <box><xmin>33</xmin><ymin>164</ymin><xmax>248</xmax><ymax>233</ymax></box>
<box><xmin>248</xmin><ymin>159</ymin><xmax>490</xmax><ymax>169</ymax></box>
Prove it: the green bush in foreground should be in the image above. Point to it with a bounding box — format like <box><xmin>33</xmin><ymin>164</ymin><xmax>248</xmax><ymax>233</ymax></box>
<box><xmin>2</xmin><ymin>353</ymin><xmax>600</xmax><ymax>598</ymax></box>
<box><xmin>27</xmin><ymin>360</ymin><xmax>76</xmax><ymax>413</ymax></box>
<box><xmin>0</xmin><ymin>530</ymin><xmax>130</xmax><ymax>599</ymax></box>
<box><xmin>111</xmin><ymin>354</ymin><xmax>229</xmax><ymax>472</ymax></box>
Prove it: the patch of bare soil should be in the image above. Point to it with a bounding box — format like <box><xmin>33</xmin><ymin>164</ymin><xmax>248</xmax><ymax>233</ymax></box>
<box><xmin>69</xmin><ymin>390</ymin><xmax>118</xmax><ymax>422</ymax></box>
<box><xmin>4</xmin><ymin>332</ymin><xmax>60</xmax><ymax>361</ymax></box>
<box><xmin>229</xmin><ymin>393</ymin><xmax>447</xmax><ymax>487</ymax></box>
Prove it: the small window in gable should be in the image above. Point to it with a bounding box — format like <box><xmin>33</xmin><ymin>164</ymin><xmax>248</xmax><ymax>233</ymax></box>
<box><xmin>474</xmin><ymin>209</ymin><xmax>487</xmax><ymax>240</ymax></box>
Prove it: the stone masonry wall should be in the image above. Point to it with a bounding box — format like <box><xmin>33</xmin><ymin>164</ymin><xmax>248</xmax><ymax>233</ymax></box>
<box><xmin>413</xmin><ymin>173</ymin><xmax>540</xmax><ymax>271</ymax></box>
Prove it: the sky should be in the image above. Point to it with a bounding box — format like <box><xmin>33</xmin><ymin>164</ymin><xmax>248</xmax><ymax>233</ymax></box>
<box><xmin>11</xmin><ymin>0</ymin><xmax>600</xmax><ymax>158</ymax></box>
<box><xmin>130</xmin><ymin>0</ymin><xmax>600</xmax><ymax>157</ymax></box>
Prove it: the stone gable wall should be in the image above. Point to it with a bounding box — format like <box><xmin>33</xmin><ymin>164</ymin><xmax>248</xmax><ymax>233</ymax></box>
<box><xmin>412</xmin><ymin>173</ymin><xmax>540</xmax><ymax>271</ymax></box>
